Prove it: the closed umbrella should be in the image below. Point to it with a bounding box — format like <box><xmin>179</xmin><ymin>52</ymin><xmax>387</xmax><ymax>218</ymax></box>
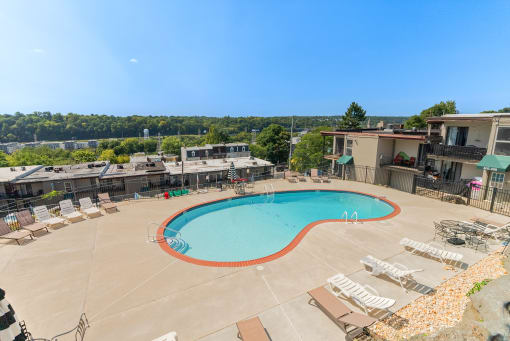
<box><xmin>228</xmin><ymin>162</ymin><xmax>238</xmax><ymax>182</ymax></box>
<box><xmin>0</xmin><ymin>288</ymin><xmax>27</xmax><ymax>341</ymax></box>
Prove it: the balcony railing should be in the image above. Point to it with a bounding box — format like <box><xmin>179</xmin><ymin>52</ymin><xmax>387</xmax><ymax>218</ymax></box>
<box><xmin>427</xmin><ymin>144</ymin><xmax>487</xmax><ymax>161</ymax></box>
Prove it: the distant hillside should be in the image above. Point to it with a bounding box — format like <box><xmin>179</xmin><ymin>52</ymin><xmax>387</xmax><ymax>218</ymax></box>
<box><xmin>0</xmin><ymin>112</ymin><xmax>409</xmax><ymax>142</ymax></box>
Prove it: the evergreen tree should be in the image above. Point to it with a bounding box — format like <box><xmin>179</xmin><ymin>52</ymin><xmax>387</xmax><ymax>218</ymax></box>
<box><xmin>339</xmin><ymin>102</ymin><xmax>366</xmax><ymax>129</ymax></box>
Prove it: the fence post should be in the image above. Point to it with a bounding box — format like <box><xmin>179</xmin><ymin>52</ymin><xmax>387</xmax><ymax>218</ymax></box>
<box><xmin>364</xmin><ymin>166</ymin><xmax>368</xmax><ymax>183</ymax></box>
<box><xmin>411</xmin><ymin>175</ymin><xmax>417</xmax><ymax>194</ymax></box>
<box><xmin>467</xmin><ymin>184</ymin><xmax>472</xmax><ymax>206</ymax></box>
<box><xmin>490</xmin><ymin>187</ymin><xmax>498</xmax><ymax>212</ymax></box>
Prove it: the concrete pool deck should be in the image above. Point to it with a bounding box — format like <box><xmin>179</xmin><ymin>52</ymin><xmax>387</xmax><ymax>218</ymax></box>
<box><xmin>0</xmin><ymin>179</ymin><xmax>505</xmax><ymax>340</ymax></box>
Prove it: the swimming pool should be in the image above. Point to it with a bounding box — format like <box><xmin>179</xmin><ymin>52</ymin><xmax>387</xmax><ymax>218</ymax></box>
<box><xmin>159</xmin><ymin>190</ymin><xmax>399</xmax><ymax>266</ymax></box>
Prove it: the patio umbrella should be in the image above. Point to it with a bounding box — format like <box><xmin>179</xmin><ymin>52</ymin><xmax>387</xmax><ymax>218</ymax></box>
<box><xmin>0</xmin><ymin>288</ymin><xmax>27</xmax><ymax>341</ymax></box>
<box><xmin>228</xmin><ymin>162</ymin><xmax>238</xmax><ymax>182</ymax></box>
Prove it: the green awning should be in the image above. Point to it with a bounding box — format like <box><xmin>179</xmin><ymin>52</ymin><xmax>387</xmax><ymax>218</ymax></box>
<box><xmin>476</xmin><ymin>155</ymin><xmax>510</xmax><ymax>172</ymax></box>
<box><xmin>336</xmin><ymin>155</ymin><xmax>353</xmax><ymax>165</ymax></box>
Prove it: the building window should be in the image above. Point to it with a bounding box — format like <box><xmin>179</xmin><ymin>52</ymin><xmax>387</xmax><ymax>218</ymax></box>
<box><xmin>345</xmin><ymin>139</ymin><xmax>353</xmax><ymax>156</ymax></box>
<box><xmin>494</xmin><ymin>127</ymin><xmax>510</xmax><ymax>156</ymax></box>
<box><xmin>242</xmin><ymin>146</ymin><xmax>245</xmax><ymax>152</ymax></box>
<box><xmin>64</xmin><ymin>182</ymin><xmax>72</xmax><ymax>193</ymax></box>
<box><xmin>446</xmin><ymin>127</ymin><xmax>468</xmax><ymax>146</ymax></box>
<box><xmin>230</xmin><ymin>147</ymin><xmax>234</xmax><ymax>152</ymax></box>
<box><xmin>191</xmin><ymin>151</ymin><xmax>196</xmax><ymax>157</ymax></box>
<box><xmin>490</xmin><ymin>172</ymin><xmax>505</xmax><ymax>189</ymax></box>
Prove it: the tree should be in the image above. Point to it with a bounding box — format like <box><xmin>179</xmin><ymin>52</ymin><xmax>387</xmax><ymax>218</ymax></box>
<box><xmin>161</xmin><ymin>136</ymin><xmax>183</xmax><ymax>155</ymax></box>
<box><xmin>482</xmin><ymin>107</ymin><xmax>510</xmax><ymax>113</ymax></box>
<box><xmin>404</xmin><ymin>100</ymin><xmax>457</xmax><ymax>129</ymax></box>
<box><xmin>115</xmin><ymin>155</ymin><xmax>130</xmax><ymax>164</ymax></box>
<box><xmin>233</xmin><ymin>131</ymin><xmax>252</xmax><ymax>144</ymax></box>
<box><xmin>120</xmin><ymin>138</ymin><xmax>142</xmax><ymax>154</ymax></box>
<box><xmin>256</xmin><ymin>124</ymin><xmax>290</xmax><ymax>164</ymax></box>
<box><xmin>98</xmin><ymin>149</ymin><xmax>116</xmax><ymax>163</ymax></box>
<box><xmin>0</xmin><ymin>151</ymin><xmax>9</xmax><ymax>167</ymax></box>
<box><xmin>204</xmin><ymin>125</ymin><xmax>230</xmax><ymax>144</ymax></box>
<box><xmin>143</xmin><ymin>139</ymin><xmax>157</xmax><ymax>154</ymax></box>
<box><xmin>249</xmin><ymin>143</ymin><xmax>267</xmax><ymax>160</ymax></box>
<box><xmin>291</xmin><ymin>127</ymin><xmax>333</xmax><ymax>172</ymax></box>
<box><xmin>339</xmin><ymin>102</ymin><xmax>366</xmax><ymax>129</ymax></box>
<box><xmin>72</xmin><ymin>150</ymin><xmax>97</xmax><ymax>163</ymax></box>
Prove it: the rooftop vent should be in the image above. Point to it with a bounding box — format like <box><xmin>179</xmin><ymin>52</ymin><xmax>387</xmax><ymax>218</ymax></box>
<box><xmin>249</xmin><ymin>156</ymin><xmax>254</xmax><ymax>160</ymax></box>
<box><xmin>117</xmin><ymin>165</ymin><xmax>124</xmax><ymax>169</ymax></box>
<box><xmin>202</xmin><ymin>160</ymin><xmax>207</xmax><ymax>165</ymax></box>
<box><xmin>87</xmin><ymin>164</ymin><xmax>94</xmax><ymax>169</ymax></box>
<box><xmin>45</xmin><ymin>166</ymin><xmax>54</xmax><ymax>172</ymax></box>
<box><xmin>222</xmin><ymin>159</ymin><xmax>227</xmax><ymax>163</ymax></box>
<box><xmin>21</xmin><ymin>166</ymin><xmax>26</xmax><ymax>171</ymax></box>
<box><xmin>252</xmin><ymin>161</ymin><xmax>257</xmax><ymax>165</ymax></box>
<box><xmin>9</xmin><ymin>167</ymin><xmax>15</xmax><ymax>172</ymax></box>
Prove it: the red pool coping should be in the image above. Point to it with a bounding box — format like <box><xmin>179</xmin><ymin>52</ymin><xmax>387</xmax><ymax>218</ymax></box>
<box><xmin>157</xmin><ymin>189</ymin><xmax>401</xmax><ymax>267</ymax></box>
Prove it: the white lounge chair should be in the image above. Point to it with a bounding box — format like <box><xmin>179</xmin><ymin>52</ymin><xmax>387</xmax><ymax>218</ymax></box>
<box><xmin>464</xmin><ymin>219</ymin><xmax>510</xmax><ymax>239</ymax></box>
<box><xmin>327</xmin><ymin>273</ymin><xmax>395</xmax><ymax>314</ymax></box>
<box><xmin>79</xmin><ymin>197</ymin><xmax>101</xmax><ymax>218</ymax></box>
<box><xmin>360</xmin><ymin>255</ymin><xmax>423</xmax><ymax>291</ymax></box>
<box><xmin>33</xmin><ymin>205</ymin><xmax>66</xmax><ymax>228</ymax></box>
<box><xmin>59</xmin><ymin>199</ymin><xmax>84</xmax><ymax>223</ymax></box>
<box><xmin>400</xmin><ymin>238</ymin><xmax>463</xmax><ymax>264</ymax></box>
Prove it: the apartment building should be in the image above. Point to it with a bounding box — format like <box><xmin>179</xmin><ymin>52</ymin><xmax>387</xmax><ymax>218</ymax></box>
<box><xmin>426</xmin><ymin>113</ymin><xmax>510</xmax><ymax>190</ymax></box>
<box><xmin>181</xmin><ymin>143</ymin><xmax>250</xmax><ymax>161</ymax></box>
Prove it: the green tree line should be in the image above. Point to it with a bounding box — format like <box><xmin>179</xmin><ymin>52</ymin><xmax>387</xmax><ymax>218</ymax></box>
<box><xmin>0</xmin><ymin>111</ymin><xmax>406</xmax><ymax>142</ymax></box>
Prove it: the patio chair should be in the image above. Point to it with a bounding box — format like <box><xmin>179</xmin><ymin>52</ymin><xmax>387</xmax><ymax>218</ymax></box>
<box><xmin>0</xmin><ymin>219</ymin><xmax>33</xmax><ymax>245</ymax></box>
<box><xmin>469</xmin><ymin>218</ymin><xmax>510</xmax><ymax>240</ymax></box>
<box><xmin>400</xmin><ymin>238</ymin><xmax>463</xmax><ymax>264</ymax></box>
<box><xmin>465</xmin><ymin>234</ymin><xmax>489</xmax><ymax>252</ymax></box>
<box><xmin>97</xmin><ymin>193</ymin><xmax>118</xmax><ymax>213</ymax></box>
<box><xmin>311</xmin><ymin>169</ymin><xmax>321</xmax><ymax>183</ymax></box>
<box><xmin>327</xmin><ymin>274</ymin><xmax>395</xmax><ymax>314</ymax></box>
<box><xmin>360</xmin><ymin>255</ymin><xmax>423</xmax><ymax>291</ymax></box>
<box><xmin>151</xmin><ymin>331</ymin><xmax>177</xmax><ymax>341</ymax></box>
<box><xmin>287</xmin><ymin>177</ymin><xmax>298</xmax><ymax>183</ymax></box>
<box><xmin>236</xmin><ymin>317</ymin><xmax>270</xmax><ymax>341</ymax></box>
<box><xmin>15</xmin><ymin>210</ymin><xmax>49</xmax><ymax>234</ymax></box>
<box><xmin>59</xmin><ymin>200</ymin><xmax>84</xmax><ymax>223</ymax></box>
<box><xmin>321</xmin><ymin>176</ymin><xmax>331</xmax><ymax>183</ymax></box>
<box><xmin>33</xmin><ymin>205</ymin><xmax>66</xmax><ymax>228</ymax></box>
<box><xmin>79</xmin><ymin>197</ymin><xmax>101</xmax><ymax>218</ymax></box>
<box><xmin>308</xmin><ymin>287</ymin><xmax>377</xmax><ymax>341</ymax></box>
<box><xmin>297</xmin><ymin>175</ymin><xmax>306</xmax><ymax>182</ymax></box>
<box><xmin>433</xmin><ymin>222</ymin><xmax>455</xmax><ymax>243</ymax></box>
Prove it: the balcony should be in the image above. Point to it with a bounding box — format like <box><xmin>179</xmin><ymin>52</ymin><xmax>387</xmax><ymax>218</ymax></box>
<box><xmin>426</xmin><ymin>144</ymin><xmax>487</xmax><ymax>162</ymax></box>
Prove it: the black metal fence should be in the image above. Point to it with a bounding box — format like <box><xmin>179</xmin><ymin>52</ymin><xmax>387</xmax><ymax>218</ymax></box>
<box><xmin>341</xmin><ymin>164</ymin><xmax>510</xmax><ymax>217</ymax></box>
<box><xmin>0</xmin><ymin>171</ymin><xmax>274</xmax><ymax>219</ymax></box>
<box><xmin>427</xmin><ymin>144</ymin><xmax>487</xmax><ymax>161</ymax></box>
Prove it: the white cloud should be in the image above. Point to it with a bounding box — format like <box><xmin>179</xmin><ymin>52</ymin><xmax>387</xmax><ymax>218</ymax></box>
<box><xmin>32</xmin><ymin>48</ymin><xmax>45</xmax><ymax>54</ymax></box>
<box><xmin>129</xmin><ymin>58</ymin><xmax>138</xmax><ymax>63</ymax></box>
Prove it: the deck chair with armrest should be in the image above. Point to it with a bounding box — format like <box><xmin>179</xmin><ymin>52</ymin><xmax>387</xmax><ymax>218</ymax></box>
<box><xmin>97</xmin><ymin>193</ymin><xmax>118</xmax><ymax>213</ymax></box>
<box><xmin>33</xmin><ymin>205</ymin><xmax>66</xmax><ymax>228</ymax></box>
<box><xmin>236</xmin><ymin>317</ymin><xmax>270</xmax><ymax>341</ymax></box>
<box><xmin>79</xmin><ymin>197</ymin><xmax>101</xmax><ymax>218</ymax></box>
<box><xmin>59</xmin><ymin>200</ymin><xmax>84</xmax><ymax>223</ymax></box>
<box><xmin>0</xmin><ymin>219</ymin><xmax>33</xmax><ymax>245</ymax></box>
<box><xmin>308</xmin><ymin>287</ymin><xmax>377</xmax><ymax>341</ymax></box>
<box><xmin>15</xmin><ymin>210</ymin><xmax>48</xmax><ymax>234</ymax></box>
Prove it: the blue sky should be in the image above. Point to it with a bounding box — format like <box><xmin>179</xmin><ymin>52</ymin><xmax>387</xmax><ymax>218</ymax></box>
<box><xmin>0</xmin><ymin>1</ymin><xmax>509</xmax><ymax>117</ymax></box>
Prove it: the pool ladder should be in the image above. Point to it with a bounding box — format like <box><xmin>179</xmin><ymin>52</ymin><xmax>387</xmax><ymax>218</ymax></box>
<box><xmin>146</xmin><ymin>222</ymin><xmax>190</xmax><ymax>253</ymax></box>
<box><xmin>264</xmin><ymin>184</ymin><xmax>275</xmax><ymax>202</ymax></box>
<box><xmin>341</xmin><ymin>211</ymin><xmax>359</xmax><ymax>224</ymax></box>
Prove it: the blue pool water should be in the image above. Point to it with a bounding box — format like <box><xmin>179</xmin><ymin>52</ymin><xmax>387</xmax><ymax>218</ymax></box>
<box><xmin>164</xmin><ymin>190</ymin><xmax>395</xmax><ymax>262</ymax></box>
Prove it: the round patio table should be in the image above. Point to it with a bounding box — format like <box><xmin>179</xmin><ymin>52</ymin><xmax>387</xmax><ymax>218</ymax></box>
<box><xmin>440</xmin><ymin>220</ymin><xmax>466</xmax><ymax>245</ymax></box>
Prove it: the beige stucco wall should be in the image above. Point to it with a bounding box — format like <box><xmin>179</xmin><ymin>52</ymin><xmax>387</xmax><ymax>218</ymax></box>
<box><xmin>443</xmin><ymin>121</ymin><xmax>492</xmax><ymax>148</ymax></box>
<box><xmin>393</xmin><ymin>139</ymin><xmax>421</xmax><ymax>159</ymax></box>
<box><xmin>460</xmin><ymin>163</ymin><xmax>482</xmax><ymax>180</ymax></box>
<box><xmin>347</xmin><ymin>135</ymin><xmax>379</xmax><ymax>168</ymax></box>
<box><xmin>376</xmin><ymin>138</ymin><xmax>394</xmax><ymax>167</ymax></box>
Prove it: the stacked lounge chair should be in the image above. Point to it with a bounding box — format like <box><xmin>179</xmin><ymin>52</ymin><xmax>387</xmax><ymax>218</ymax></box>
<box><xmin>236</xmin><ymin>316</ymin><xmax>270</xmax><ymax>341</ymax></box>
<box><xmin>15</xmin><ymin>210</ymin><xmax>49</xmax><ymax>235</ymax></box>
<box><xmin>0</xmin><ymin>219</ymin><xmax>33</xmax><ymax>245</ymax></box>
<box><xmin>59</xmin><ymin>199</ymin><xmax>84</xmax><ymax>223</ymax></box>
<box><xmin>34</xmin><ymin>205</ymin><xmax>66</xmax><ymax>228</ymax></box>
<box><xmin>400</xmin><ymin>238</ymin><xmax>463</xmax><ymax>264</ymax></box>
<box><xmin>327</xmin><ymin>274</ymin><xmax>395</xmax><ymax>314</ymax></box>
<box><xmin>79</xmin><ymin>197</ymin><xmax>101</xmax><ymax>218</ymax></box>
<box><xmin>308</xmin><ymin>286</ymin><xmax>377</xmax><ymax>341</ymax></box>
<box><xmin>97</xmin><ymin>193</ymin><xmax>118</xmax><ymax>213</ymax></box>
<box><xmin>360</xmin><ymin>255</ymin><xmax>422</xmax><ymax>291</ymax></box>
